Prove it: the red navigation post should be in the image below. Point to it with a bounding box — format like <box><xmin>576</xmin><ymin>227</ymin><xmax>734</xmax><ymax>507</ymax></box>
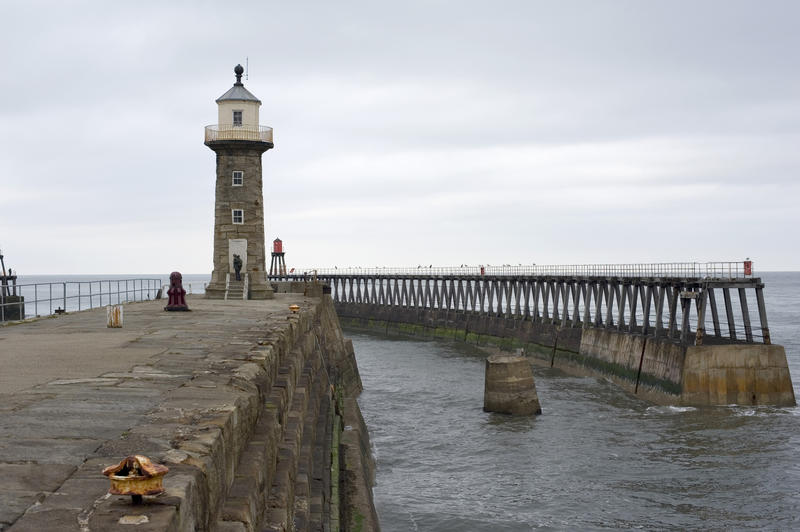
<box><xmin>270</xmin><ymin>238</ymin><xmax>287</xmax><ymax>276</ymax></box>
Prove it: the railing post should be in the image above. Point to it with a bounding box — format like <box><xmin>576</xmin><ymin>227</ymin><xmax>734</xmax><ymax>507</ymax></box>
<box><xmin>606</xmin><ymin>282</ymin><xmax>616</xmax><ymax>328</ymax></box>
<box><xmin>627</xmin><ymin>283</ymin><xmax>638</xmax><ymax>333</ymax></box>
<box><xmin>62</xmin><ymin>283</ymin><xmax>66</xmax><ymax>313</ymax></box>
<box><xmin>755</xmin><ymin>285</ymin><xmax>771</xmax><ymax>345</ymax></box>
<box><xmin>738</xmin><ymin>287</ymin><xmax>753</xmax><ymax>342</ymax></box>
<box><xmin>707</xmin><ymin>287</ymin><xmax>721</xmax><ymax>337</ymax></box>
<box><xmin>653</xmin><ymin>286</ymin><xmax>664</xmax><ymax>340</ymax></box>
<box><xmin>667</xmin><ymin>286</ymin><xmax>680</xmax><ymax>339</ymax></box>
<box><xmin>641</xmin><ymin>284</ymin><xmax>652</xmax><ymax>335</ymax></box>
<box><xmin>722</xmin><ymin>288</ymin><xmax>737</xmax><ymax>341</ymax></box>
<box><xmin>582</xmin><ymin>281</ymin><xmax>591</xmax><ymax>328</ymax></box>
<box><xmin>695</xmin><ymin>289</ymin><xmax>708</xmax><ymax>346</ymax></box>
<box><xmin>593</xmin><ymin>282</ymin><xmax>603</xmax><ymax>327</ymax></box>
<box><xmin>679</xmin><ymin>293</ymin><xmax>692</xmax><ymax>345</ymax></box>
<box><xmin>616</xmin><ymin>282</ymin><xmax>626</xmax><ymax>331</ymax></box>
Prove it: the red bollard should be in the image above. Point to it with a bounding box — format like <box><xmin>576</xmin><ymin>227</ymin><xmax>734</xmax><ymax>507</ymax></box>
<box><xmin>164</xmin><ymin>272</ymin><xmax>190</xmax><ymax>311</ymax></box>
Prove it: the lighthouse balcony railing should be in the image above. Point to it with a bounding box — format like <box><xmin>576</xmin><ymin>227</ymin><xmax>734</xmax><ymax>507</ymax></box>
<box><xmin>205</xmin><ymin>125</ymin><xmax>273</xmax><ymax>143</ymax></box>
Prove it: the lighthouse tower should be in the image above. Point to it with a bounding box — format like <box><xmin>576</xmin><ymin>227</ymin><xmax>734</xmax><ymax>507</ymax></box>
<box><xmin>204</xmin><ymin>64</ymin><xmax>274</xmax><ymax>299</ymax></box>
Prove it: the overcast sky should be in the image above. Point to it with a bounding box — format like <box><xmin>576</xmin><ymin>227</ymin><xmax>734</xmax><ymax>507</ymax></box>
<box><xmin>1</xmin><ymin>0</ymin><xmax>799</xmax><ymax>274</ymax></box>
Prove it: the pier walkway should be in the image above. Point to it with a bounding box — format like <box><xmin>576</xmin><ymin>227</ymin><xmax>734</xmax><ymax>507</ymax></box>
<box><xmin>0</xmin><ymin>294</ymin><xmax>374</xmax><ymax>531</ymax></box>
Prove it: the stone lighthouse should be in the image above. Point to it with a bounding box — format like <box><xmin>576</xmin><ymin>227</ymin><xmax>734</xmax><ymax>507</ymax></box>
<box><xmin>204</xmin><ymin>64</ymin><xmax>274</xmax><ymax>299</ymax></box>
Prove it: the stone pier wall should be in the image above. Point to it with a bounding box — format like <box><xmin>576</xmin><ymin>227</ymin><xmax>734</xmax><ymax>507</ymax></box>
<box><xmin>206</xmin><ymin>295</ymin><xmax>379</xmax><ymax>531</ymax></box>
<box><xmin>163</xmin><ymin>295</ymin><xmax>379</xmax><ymax>530</ymax></box>
<box><xmin>336</xmin><ymin>302</ymin><xmax>795</xmax><ymax>407</ymax></box>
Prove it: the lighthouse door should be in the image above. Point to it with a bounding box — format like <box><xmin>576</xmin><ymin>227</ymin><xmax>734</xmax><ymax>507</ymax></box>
<box><xmin>228</xmin><ymin>239</ymin><xmax>248</xmax><ymax>274</ymax></box>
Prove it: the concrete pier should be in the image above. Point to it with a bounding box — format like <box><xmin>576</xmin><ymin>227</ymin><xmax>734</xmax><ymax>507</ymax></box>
<box><xmin>484</xmin><ymin>354</ymin><xmax>541</xmax><ymax>415</ymax></box>
<box><xmin>0</xmin><ymin>294</ymin><xmax>377</xmax><ymax>531</ymax></box>
<box><xmin>298</xmin><ymin>269</ymin><xmax>796</xmax><ymax>407</ymax></box>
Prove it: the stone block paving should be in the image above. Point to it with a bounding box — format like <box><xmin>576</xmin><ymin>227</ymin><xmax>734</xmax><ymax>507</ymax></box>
<box><xmin>0</xmin><ymin>295</ymin><xmax>308</xmax><ymax>531</ymax></box>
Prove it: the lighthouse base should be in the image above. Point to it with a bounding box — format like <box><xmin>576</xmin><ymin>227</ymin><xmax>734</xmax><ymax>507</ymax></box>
<box><xmin>205</xmin><ymin>271</ymin><xmax>274</xmax><ymax>300</ymax></box>
<box><xmin>248</xmin><ymin>281</ymin><xmax>275</xmax><ymax>300</ymax></box>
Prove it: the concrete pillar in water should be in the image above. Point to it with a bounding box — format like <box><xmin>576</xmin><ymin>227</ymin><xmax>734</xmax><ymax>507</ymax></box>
<box><xmin>483</xmin><ymin>354</ymin><xmax>541</xmax><ymax>415</ymax></box>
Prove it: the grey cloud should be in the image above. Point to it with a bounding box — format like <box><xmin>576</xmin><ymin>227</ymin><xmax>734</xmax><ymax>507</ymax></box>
<box><xmin>1</xmin><ymin>0</ymin><xmax>798</xmax><ymax>273</ymax></box>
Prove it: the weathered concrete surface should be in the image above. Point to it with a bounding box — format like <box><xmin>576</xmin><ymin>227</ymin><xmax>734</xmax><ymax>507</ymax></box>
<box><xmin>0</xmin><ymin>317</ymin><xmax>169</xmax><ymax>394</ymax></box>
<box><xmin>682</xmin><ymin>343</ymin><xmax>796</xmax><ymax>406</ymax></box>
<box><xmin>483</xmin><ymin>354</ymin><xmax>541</xmax><ymax>415</ymax></box>
<box><xmin>577</xmin><ymin>328</ymin><xmax>683</xmax><ymax>396</ymax></box>
<box><xmin>577</xmin><ymin>328</ymin><xmax>796</xmax><ymax>406</ymax></box>
<box><xmin>0</xmin><ymin>294</ymin><xmax>376</xmax><ymax>531</ymax></box>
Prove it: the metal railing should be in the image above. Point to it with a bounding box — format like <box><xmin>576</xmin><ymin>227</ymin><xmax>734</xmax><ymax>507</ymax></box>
<box><xmin>281</xmin><ymin>262</ymin><xmax>754</xmax><ymax>280</ymax></box>
<box><xmin>183</xmin><ymin>282</ymin><xmax>208</xmax><ymax>295</ymax></box>
<box><xmin>0</xmin><ymin>278</ymin><xmax>162</xmax><ymax>322</ymax></box>
<box><xmin>318</xmin><ymin>273</ymin><xmax>768</xmax><ymax>345</ymax></box>
<box><xmin>204</xmin><ymin>124</ymin><xmax>273</xmax><ymax>143</ymax></box>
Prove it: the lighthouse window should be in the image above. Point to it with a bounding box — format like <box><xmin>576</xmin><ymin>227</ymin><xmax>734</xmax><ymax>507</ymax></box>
<box><xmin>232</xmin><ymin>209</ymin><xmax>244</xmax><ymax>224</ymax></box>
<box><xmin>233</xmin><ymin>110</ymin><xmax>243</xmax><ymax>127</ymax></box>
<box><xmin>232</xmin><ymin>171</ymin><xmax>243</xmax><ymax>186</ymax></box>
